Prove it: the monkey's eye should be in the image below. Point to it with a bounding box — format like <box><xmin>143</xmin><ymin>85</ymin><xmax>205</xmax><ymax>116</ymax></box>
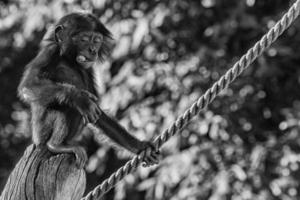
<box><xmin>81</xmin><ymin>36</ymin><xmax>89</xmax><ymax>42</ymax></box>
<box><xmin>94</xmin><ymin>37</ymin><xmax>102</xmax><ymax>43</ymax></box>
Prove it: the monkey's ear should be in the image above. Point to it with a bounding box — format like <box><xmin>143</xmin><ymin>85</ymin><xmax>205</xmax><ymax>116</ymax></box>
<box><xmin>54</xmin><ymin>25</ymin><xmax>64</xmax><ymax>43</ymax></box>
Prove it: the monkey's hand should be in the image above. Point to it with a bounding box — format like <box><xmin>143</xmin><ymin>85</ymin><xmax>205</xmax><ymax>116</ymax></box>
<box><xmin>71</xmin><ymin>146</ymin><xmax>88</xmax><ymax>169</ymax></box>
<box><xmin>74</xmin><ymin>90</ymin><xmax>102</xmax><ymax>124</ymax></box>
<box><xmin>138</xmin><ymin>141</ymin><xmax>160</xmax><ymax>167</ymax></box>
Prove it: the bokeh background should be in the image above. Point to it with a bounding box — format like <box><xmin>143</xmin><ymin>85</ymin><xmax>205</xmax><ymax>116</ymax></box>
<box><xmin>1</xmin><ymin>0</ymin><xmax>300</xmax><ymax>199</ymax></box>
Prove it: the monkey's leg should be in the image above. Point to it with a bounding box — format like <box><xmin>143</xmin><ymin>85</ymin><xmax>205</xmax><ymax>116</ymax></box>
<box><xmin>31</xmin><ymin>105</ymin><xmax>53</xmax><ymax>146</ymax></box>
<box><xmin>47</xmin><ymin>143</ymin><xmax>87</xmax><ymax>169</ymax></box>
<box><xmin>46</xmin><ymin>113</ymin><xmax>87</xmax><ymax>168</ymax></box>
<box><xmin>94</xmin><ymin>111</ymin><xmax>143</xmax><ymax>153</ymax></box>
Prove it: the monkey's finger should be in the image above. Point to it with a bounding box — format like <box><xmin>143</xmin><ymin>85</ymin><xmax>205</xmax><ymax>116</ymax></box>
<box><xmin>89</xmin><ymin>95</ymin><xmax>97</xmax><ymax>101</ymax></box>
<box><xmin>90</xmin><ymin>97</ymin><xmax>98</xmax><ymax>103</ymax></box>
<box><xmin>145</xmin><ymin>148</ymin><xmax>157</xmax><ymax>164</ymax></box>
<box><xmin>152</xmin><ymin>150</ymin><xmax>160</xmax><ymax>156</ymax></box>
<box><xmin>78</xmin><ymin>109</ymin><xmax>85</xmax><ymax>117</ymax></box>
<box><xmin>147</xmin><ymin>154</ymin><xmax>157</xmax><ymax>164</ymax></box>
<box><xmin>93</xmin><ymin>107</ymin><xmax>101</xmax><ymax>120</ymax></box>
<box><xmin>76</xmin><ymin>157</ymin><xmax>84</xmax><ymax>169</ymax></box>
<box><xmin>141</xmin><ymin>151</ymin><xmax>151</xmax><ymax>166</ymax></box>
<box><xmin>88</xmin><ymin>93</ymin><xmax>98</xmax><ymax>102</ymax></box>
<box><xmin>92</xmin><ymin>110</ymin><xmax>100</xmax><ymax>124</ymax></box>
<box><xmin>87</xmin><ymin>115</ymin><xmax>95</xmax><ymax>124</ymax></box>
<box><xmin>142</xmin><ymin>157</ymin><xmax>153</xmax><ymax>166</ymax></box>
<box><xmin>80</xmin><ymin>152</ymin><xmax>87</xmax><ymax>168</ymax></box>
<box><xmin>82</xmin><ymin>115</ymin><xmax>88</xmax><ymax>125</ymax></box>
<box><xmin>148</xmin><ymin>155</ymin><xmax>159</xmax><ymax>165</ymax></box>
<box><xmin>95</xmin><ymin>106</ymin><xmax>102</xmax><ymax>116</ymax></box>
<box><xmin>89</xmin><ymin>112</ymin><xmax>96</xmax><ymax>123</ymax></box>
<box><xmin>74</xmin><ymin>153</ymin><xmax>82</xmax><ymax>168</ymax></box>
<box><xmin>142</xmin><ymin>162</ymin><xmax>151</xmax><ymax>167</ymax></box>
<box><xmin>84</xmin><ymin>115</ymin><xmax>91</xmax><ymax>125</ymax></box>
<box><xmin>149</xmin><ymin>150</ymin><xmax>160</xmax><ymax>164</ymax></box>
<box><xmin>152</xmin><ymin>157</ymin><xmax>159</xmax><ymax>165</ymax></box>
<box><xmin>82</xmin><ymin>90</ymin><xmax>97</xmax><ymax>102</ymax></box>
<box><xmin>150</xmin><ymin>152</ymin><xmax>160</xmax><ymax>163</ymax></box>
<box><xmin>143</xmin><ymin>158</ymin><xmax>152</xmax><ymax>166</ymax></box>
<box><xmin>147</xmin><ymin>147</ymin><xmax>155</xmax><ymax>157</ymax></box>
<box><xmin>74</xmin><ymin>148</ymin><xmax>87</xmax><ymax>169</ymax></box>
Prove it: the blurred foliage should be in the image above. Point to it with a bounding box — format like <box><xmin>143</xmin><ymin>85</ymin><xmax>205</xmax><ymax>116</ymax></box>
<box><xmin>1</xmin><ymin>0</ymin><xmax>300</xmax><ymax>199</ymax></box>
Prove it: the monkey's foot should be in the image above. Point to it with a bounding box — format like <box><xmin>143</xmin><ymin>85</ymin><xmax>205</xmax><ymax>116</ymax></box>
<box><xmin>71</xmin><ymin>146</ymin><xmax>88</xmax><ymax>169</ymax></box>
<box><xmin>47</xmin><ymin>144</ymin><xmax>88</xmax><ymax>169</ymax></box>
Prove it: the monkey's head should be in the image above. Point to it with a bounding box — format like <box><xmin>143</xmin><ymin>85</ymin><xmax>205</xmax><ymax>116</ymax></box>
<box><xmin>52</xmin><ymin>12</ymin><xmax>112</xmax><ymax>69</ymax></box>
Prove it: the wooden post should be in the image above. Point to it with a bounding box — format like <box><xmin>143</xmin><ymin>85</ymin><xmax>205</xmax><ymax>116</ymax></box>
<box><xmin>0</xmin><ymin>145</ymin><xmax>86</xmax><ymax>200</ymax></box>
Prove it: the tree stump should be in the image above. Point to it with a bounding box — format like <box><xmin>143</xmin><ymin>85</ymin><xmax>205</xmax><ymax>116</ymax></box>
<box><xmin>0</xmin><ymin>144</ymin><xmax>86</xmax><ymax>200</ymax></box>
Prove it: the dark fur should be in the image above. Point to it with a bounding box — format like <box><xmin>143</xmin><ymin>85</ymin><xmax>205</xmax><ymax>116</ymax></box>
<box><xmin>18</xmin><ymin>13</ymin><xmax>159</xmax><ymax>168</ymax></box>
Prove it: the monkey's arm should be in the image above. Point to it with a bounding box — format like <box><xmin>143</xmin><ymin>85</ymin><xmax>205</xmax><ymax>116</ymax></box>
<box><xmin>94</xmin><ymin>111</ymin><xmax>160</xmax><ymax>166</ymax></box>
<box><xmin>18</xmin><ymin>59</ymin><xmax>71</xmax><ymax>103</ymax></box>
<box><xmin>18</xmin><ymin>63</ymin><xmax>94</xmax><ymax>106</ymax></box>
<box><xmin>19</xmin><ymin>79</ymin><xmax>74</xmax><ymax>106</ymax></box>
<box><xmin>94</xmin><ymin>110</ymin><xmax>153</xmax><ymax>154</ymax></box>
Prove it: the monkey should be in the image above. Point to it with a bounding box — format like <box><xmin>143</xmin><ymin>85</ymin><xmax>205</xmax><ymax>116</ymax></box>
<box><xmin>18</xmin><ymin>12</ymin><xmax>160</xmax><ymax>168</ymax></box>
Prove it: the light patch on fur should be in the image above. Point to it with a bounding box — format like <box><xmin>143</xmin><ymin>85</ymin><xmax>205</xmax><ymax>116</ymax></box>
<box><xmin>76</xmin><ymin>55</ymin><xmax>86</xmax><ymax>62</ymax></box>
<box><xmin>21</xmin><ymin>88</ymin><xmax>34</xmax><ymax>101</ymax></box>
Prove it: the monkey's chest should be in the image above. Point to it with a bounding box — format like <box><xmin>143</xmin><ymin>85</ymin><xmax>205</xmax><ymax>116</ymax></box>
<box><xmin>55</xmin><ymin>66</ymin><xmax>88</xmax><ymax>90</ymax></box>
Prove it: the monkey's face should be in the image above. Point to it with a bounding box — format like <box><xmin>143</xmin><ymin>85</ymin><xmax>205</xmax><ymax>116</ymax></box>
<box><xmin>55</xmin><ymin>28</ymin><xmax>103</xmax><ymax>69</ymax></box>
<box><xmin>72</xmin><ymin>31</ymin><xmax>103</xmax><ymax>69</ymax></box>
<box><xmin>53</xmin><ymin>13</ymin><xmax>112</xmax><ymax>69</ymax></box>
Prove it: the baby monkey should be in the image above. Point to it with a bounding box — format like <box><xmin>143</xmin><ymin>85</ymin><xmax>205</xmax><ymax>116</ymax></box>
<box><xmin>18</xmin><ymin>13</ymin><xmax>159</xmax><ymax>168</ymax></box>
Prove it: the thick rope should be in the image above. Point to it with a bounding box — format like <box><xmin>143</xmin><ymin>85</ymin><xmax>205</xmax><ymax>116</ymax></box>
<box><xmin>82</xmin><ymin>1</ymin><xmax>300</xmax><ymax>199</ymax></box>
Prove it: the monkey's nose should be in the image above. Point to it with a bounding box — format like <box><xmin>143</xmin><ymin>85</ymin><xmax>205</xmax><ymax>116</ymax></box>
<box><xmin>89</xmin><ymin>47</ymin><xmax>97</xmax><ymax>55</ymax></box>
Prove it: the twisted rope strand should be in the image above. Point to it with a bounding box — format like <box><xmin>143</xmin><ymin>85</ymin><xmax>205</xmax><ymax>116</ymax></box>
<box><xmin>82</xmin><ymin>1</ymin><xmax>300</xmax><ymax>199</ymax></box>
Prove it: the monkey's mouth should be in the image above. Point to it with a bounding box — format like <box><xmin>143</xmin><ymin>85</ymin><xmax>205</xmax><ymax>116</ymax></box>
<box><xmin>76</xmin><ymin>55</ymin><xmax>92</xmax><ymax>63</ymax></box>
<box><xmin>76</xmin><ymin>55</ymin><xmax>96</xmax><ymax>66</ymax></box>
